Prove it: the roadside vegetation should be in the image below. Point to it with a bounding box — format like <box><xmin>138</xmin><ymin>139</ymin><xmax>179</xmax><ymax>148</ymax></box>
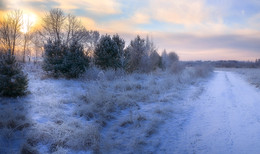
<box><xmin>0</xmin><ymin>8</ymin><xmax>214</xmax><ymax>153</ymax></box>
<box><xmin>220</xmin><ymin>68</ymin><xmax>260</xmax><ymax>88</ymax></box>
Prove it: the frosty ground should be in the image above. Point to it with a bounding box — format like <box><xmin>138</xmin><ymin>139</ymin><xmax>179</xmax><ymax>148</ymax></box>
<box><xmin>1</xmin><ymin>65</ymin><xmax>260</xmax><ymax>153</ymax></box>
<box><xmin>0</xmin><ymin>64</ymin><xmax>210</xmax><ymax>153</ymax></box>
<box><xmin>159</xmin><ymin>70</ymin><xmax>260</xmax><ymax>154</ymax></box>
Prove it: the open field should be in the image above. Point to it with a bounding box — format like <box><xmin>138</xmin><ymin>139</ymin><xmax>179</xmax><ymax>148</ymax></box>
<box><xmin>0</xmin><ymin>64</ymin><xmax>211</xmax><ymax>153</ymax></box>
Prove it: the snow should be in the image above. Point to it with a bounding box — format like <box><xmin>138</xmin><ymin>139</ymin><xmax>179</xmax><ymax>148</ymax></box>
<box><xmin>157</xmin><ymin>71</ymin><xmax>260</xmax><ymax>154</ymax></box>
<box><xmin>15</xmin><ymin>64</ymin><xmax>208</xmax><ymax>153</ymax></box>
<box><xmin>7</xmin><ymin>64</ymin><xmax>251</xmax><ymax>153</ymax></box>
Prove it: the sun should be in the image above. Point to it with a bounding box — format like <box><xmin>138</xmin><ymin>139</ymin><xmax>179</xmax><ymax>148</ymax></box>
<box><xmin>21</xmin><ymin>13</ymin><xmax>37</xmax><ymax>34</ymax></box>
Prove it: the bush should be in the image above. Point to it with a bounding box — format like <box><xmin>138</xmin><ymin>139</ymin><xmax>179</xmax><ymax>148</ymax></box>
<box><xmin>149</xmin><ymin>51</ymin><xmax>161</xmax><ymax>71</ymax></box>
<box><xmin>193</xmin><ymin>64</ymin><xmax>213</xmax><ymax>78</ymax></box>
<box><xmin>162</xmin><ymin>50</ymin><xmax>179</xmax><ymax>70</ymax></box>
<box><xmin>0</xmin><ymin>51</ymin><xmax>28</xmax><ymax>97</ymax></box>
<box><xmin>169</xmin><ymin>62</ymin><xmax>185</xmax><ymax>74</ymax></box>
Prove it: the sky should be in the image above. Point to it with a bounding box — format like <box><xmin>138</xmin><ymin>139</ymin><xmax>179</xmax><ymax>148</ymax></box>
<box><xmin>1</xmin><ymin>0</ymin><xmax>260</xmax><ymax>61</ymax></box>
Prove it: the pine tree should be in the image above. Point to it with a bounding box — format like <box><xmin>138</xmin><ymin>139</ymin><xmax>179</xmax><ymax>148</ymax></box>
<box><xmin>62</xmin><ymin>39</ymin><xmax>89</xmax><ymax>78</ymax></box>
<box><xmin>43</xmin><ymin>39</ymin><xmax>89</xmax><ymax>78</ymax></box>
<box><xmin>42</xmin><ymin>40</ymin><xmax>67</xmax><ymax>77</ymax></box>
<box><xmin>0</xmin><ymin>51</ymin><xmax>28</xmax><ymax>97</ymax></box>
<box><xmin>112</xmin><ymin>34</ymin><xmax>125</xmax><ymax>67</ymax></box>
<box><xmin>125</xmin><ymin>35</ymin><xmax>146</xmax><ymax>73</ymax></box>
<box><xmin>94</xmin><ymin>35</ymin><xmax>121</xmax><ymax>70</ymax></box>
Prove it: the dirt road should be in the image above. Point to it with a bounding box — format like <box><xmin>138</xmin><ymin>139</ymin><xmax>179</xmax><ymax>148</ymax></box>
<box><xmin>160</xmin><ymin>71</ymin><xmax>260</xmax><ymax>154</ymax></box>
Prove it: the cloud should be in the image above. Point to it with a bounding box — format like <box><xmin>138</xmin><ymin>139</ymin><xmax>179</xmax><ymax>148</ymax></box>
<box><xmin>0</xmin><ymin>0</ymin><xmax>7</xmax><ymax>10</ymax></box>
<box><xmin>149</xmin><ymin>0</ymin><xmax>210</xmax><ymax>25</ymax></box>
<box><xmin>120</xmin><ymin>0</ymin><xmax>218</xmax><ymax>27</ymax></box>
<box><xmin>79</xmin><ymin>16</ymin><xmax>97</xmax><ymax>30</ymax></box>
<box><xmin>2</xmin><ymin>0</ymin><xmax>260</xmax><ymax>60</ymax></box>
<box><xmin>7</xmin><ymin>0</ymin><xmax>121</xmax><ymax>16</ymax></box>
<box><xmin>130</xmin><ymin>12</ymin><xmax>150</xmax><ymax>24</ymax></box>
<box><xmin>151</xmin><ymin>32</ymin><xmax>260</xmax><ymax>60</ymax></box>
<box><xmin>177</xmin><ymin>48</ymin><xmax>259</xmax><ymax>61</ymax></box>
<box><xmin>248</xmin><ymin>13</ymin><xmax>260</xmax><ymax>30</ymax></box>
<box><xmin>54</xmin><ymin>0</ymin><xmax>121</xmax><ymax>15</ymax></box>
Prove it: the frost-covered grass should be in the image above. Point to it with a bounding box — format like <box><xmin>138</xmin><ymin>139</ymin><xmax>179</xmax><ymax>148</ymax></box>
<box><xmin>218</xmin><ymin>68</ymin><xmax>260</xmax><ymax>88</ymax></box>
<box><xmin>0</xmin><ymin>63</ymin><xmax>212</xmax><ymax>153</ymax></box>
<box><xmin>0</xmin><ymin>99</ymin><xmax>31</xmax><ymax>153</ymax></box>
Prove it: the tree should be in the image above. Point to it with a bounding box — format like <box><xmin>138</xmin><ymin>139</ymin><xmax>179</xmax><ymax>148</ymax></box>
<box><xmin>62</xmin><ymin>39</ymin><xmax>89</xmax><ymax>78</ymax></box>
<box><xmin>112</xmin><ymin>34</ymin><xmax>125</xmax><ymax>66</ymax></box>
<box><xmin>0</xmin><ymin>50</ymin><xmax>28</xmax><ymax>97</ymax></box>
<box><xmin>168</xmin><ymin>52</ymin><xmax>179</xmax><ymax>63</ymax></box>
<box><xmin>85</xmin><ymin>30</ymin><xmax>100</xmax><ymax>64</ymax></box>
<box><xmin>88</xmin><ymin>31</ymin><xmax>100</xmax><ymax>49</ymax></box>
<box><xmin>64</xmin><ymin>14</ymin><xmax>87</xmax><ymax>45</ymax></box>
<box><xmin>125</xmin><ymin>35</ymin><xmax>146</xmax><ymax>73</ymax></box>
<box><xmin>41</xmin><ymin>8</ymin><xmax>66</xmax><ymax>42</ymax></box>
<box><xmin>161</xmin><ymin>49</ymin><xmax>167</xmax><ymax>70</ymax></box>
<box><xmin>42</xmin><ymin>39</ymin><xmax>89</xmax><ymax>78</ymax></box>
<box><xmin>161</xmin><ymin>50</ymin><xmax>183</xmax><ymax>73</ymax></box>
<box><xmin>149</xmin><ymin>51</ymin><xmax>161</xmax><ymax>70</ymax></box>
<box><xmin>42</xmin><ymin>40</ymin><xmax>67</xmax><ymax>77</ymax></box>
<box><xmin>22</xmin><ymin>15</ymin><xmax>34</xmax><ymax>62</ymax></box>
<box><xmin>31</xmin><ymin>31</ymin><xmax>45</xmax><ymax>63</ymax></box>
<box><xmin>41</xmin><ymin>8</ymin><xmax>91</xmax><ymax>45</ymax></box>
<box><xmin>162</xmin><ymin>50</ymin><xmax>179</xmax><ymax>69</ymax></box>
<box><xmin>0</xmin><ymin>10</ymin><xmax>23</xmax><ymax>55</ymax></box>
<box><xmin>145</xmin><ymin>35</ymin><xmax>156</xmax><ymax>56</ymax></box>
<box><xmin>124</xmin><ymin>35</ymin><xmax>162</xmax><ymax>73</ymax></box>
<box><xmin>94</xmin><ymin>35</ymin><xmax>121</xmax><ymax>69</ymax></box>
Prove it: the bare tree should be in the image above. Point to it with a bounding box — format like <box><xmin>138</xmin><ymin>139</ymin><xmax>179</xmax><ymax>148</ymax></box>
<box><xmin>22</xmin><ymin>15</ymin><xmax>34</xmax><ymax>62</ymax></box>
<box><xmin>65</xmin><ymin>14</ymin><xmax>86</xmax><ymax>45</ymax></box>
<box><xmin>41</xmin><ymin>8</ymin><xmax>66</xmax><ymax>42</ymax></box>
<box><xmin>40</xmin><ymin>8</ymin><xmax>101</xmax><ymax>61</ymax></box>
<box><xmin>85</xmin><ymin>30</ymin><xmax>100</xmax><ymax>50</ymax></box>
<box><xmin>31</xmin><ymin>31</ymin><xmax>45</xmax><ymax>62</ymax></box>
<box><xmin>0</xmin><ymin>10</ymin><xmax>23</xmax><ymax>55</ymax></box>
<box><xmin>41</xmin><ymin>8</ymin><xmax>93</xmax><ymax>45</ymax></box>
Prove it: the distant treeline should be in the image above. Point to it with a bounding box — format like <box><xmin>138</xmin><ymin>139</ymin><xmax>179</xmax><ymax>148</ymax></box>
<box><xmin>184</xmin><ymin>59</ymin><xmax>260</xmax><ymax>68</ymax></box>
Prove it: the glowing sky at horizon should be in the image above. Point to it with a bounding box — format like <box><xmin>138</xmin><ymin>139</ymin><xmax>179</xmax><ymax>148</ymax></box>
<box><xmin>1</xmin><ymin>0</ymin><xmax>260</xmax><ymax>60</ymax></box>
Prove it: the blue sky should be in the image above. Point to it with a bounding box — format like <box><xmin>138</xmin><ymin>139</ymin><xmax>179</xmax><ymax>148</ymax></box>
<box><xmin>1</xmin><ymin>0</ymin><xmax>260</xmax><ymax>60</ymax></box>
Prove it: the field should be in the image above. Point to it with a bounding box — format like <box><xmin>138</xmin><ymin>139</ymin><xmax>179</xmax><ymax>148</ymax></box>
<box><xmin>0</xmin><ymin>64</ymin><xmax>211</xmax><ymax>153</ymax></box>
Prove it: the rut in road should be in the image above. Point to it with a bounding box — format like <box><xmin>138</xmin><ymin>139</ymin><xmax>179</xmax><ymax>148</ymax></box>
<box><xmin>160</xmin><ymin>71</ymin><xmax>260</xmax><ymax>154</ymax></box>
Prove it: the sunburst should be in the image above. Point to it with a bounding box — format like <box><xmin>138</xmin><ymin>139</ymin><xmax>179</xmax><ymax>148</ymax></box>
<box><xmin>20</xmin><ymin>13</ymin><xmax>37</xmax><ymax>33</ymax></box>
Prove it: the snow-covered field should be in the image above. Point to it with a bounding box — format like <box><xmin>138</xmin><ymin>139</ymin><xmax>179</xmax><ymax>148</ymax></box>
<box><xmin>2</xmin><ymin>66</ymin><xmax>260</xmax><ymax>154</ymax></box>
<box><xmin>219</xmin><ymin>68</ymin><xmax>260</xmax><ymax>88</ymax></box>
<box><xmin>0</xmin><ymin>64</ymin><xmax>211</xmax><ymax>153</ymax></box>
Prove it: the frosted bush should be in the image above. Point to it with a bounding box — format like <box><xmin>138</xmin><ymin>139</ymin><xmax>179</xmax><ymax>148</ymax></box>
<box><xmin>84</xmin><ymin>66</ymin><xmax>101</xmax><ymax>80</ymax></box>
<box><xmin>193</xmin><ymin>64</ymin><xmax>213</xmax><ymax>78</ymax></box>
<box><xmin>169</xmin><ymin>62</ymin><xmax>185</xmax><ymax>74</ymax></box>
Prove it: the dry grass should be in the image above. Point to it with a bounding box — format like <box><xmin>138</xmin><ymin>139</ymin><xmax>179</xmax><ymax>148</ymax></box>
<box><xmin>0</xmin><ymin>63</ymin><xmax>213</xmax><ymax>153</ymax></box>
<box><xmin>0</xmin><ymin>98</ymin><xmax>31</xmax><ymax>153</ymax></box>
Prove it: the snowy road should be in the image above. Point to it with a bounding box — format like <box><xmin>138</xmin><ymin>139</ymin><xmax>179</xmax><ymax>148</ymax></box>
<box><xmin>160</xmin><ymin>71</ymin><xmax>260</xmax><ymax>154</ymax></box>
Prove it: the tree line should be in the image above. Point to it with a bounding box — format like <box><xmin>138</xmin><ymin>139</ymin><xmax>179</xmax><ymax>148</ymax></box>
<box><xmin>0</xmin><ymin>8</ymin><xmax>179</xmax><ymax>97</ymax></box>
